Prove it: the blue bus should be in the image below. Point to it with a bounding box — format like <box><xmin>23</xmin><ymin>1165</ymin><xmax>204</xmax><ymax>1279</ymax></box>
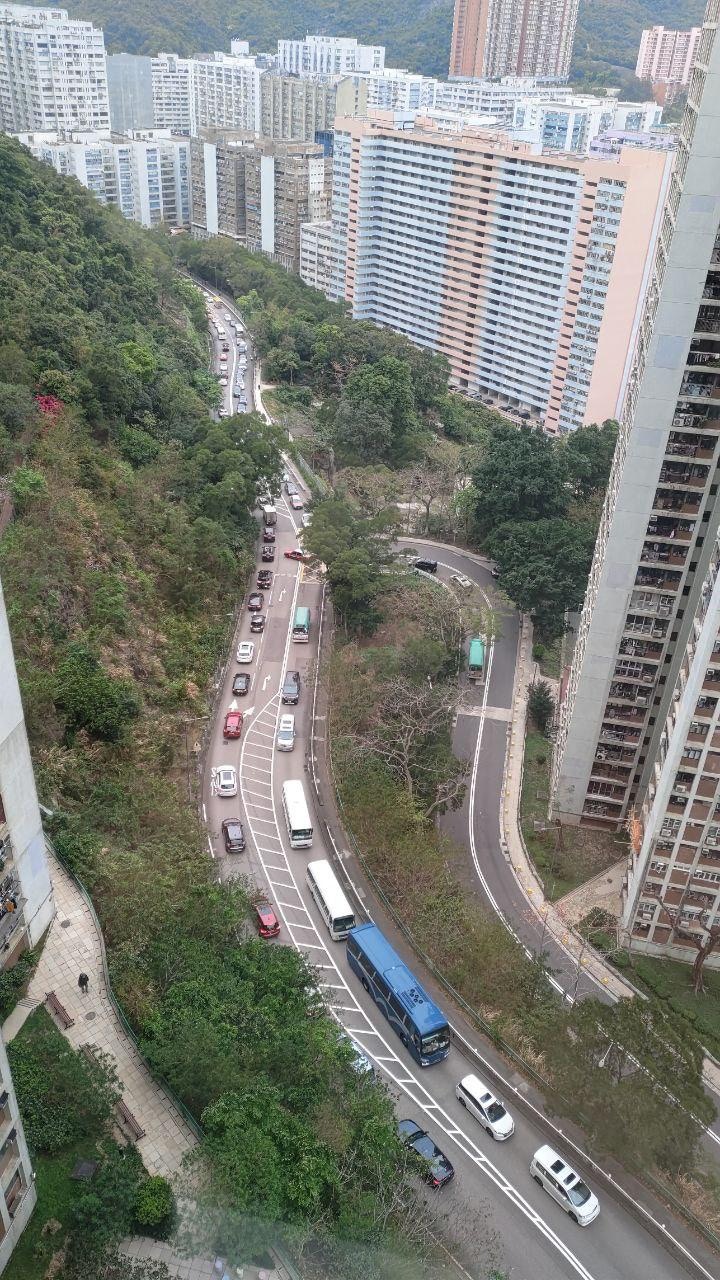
<box><xmin>346</xmin><ymin>923</ymin><xmax>450</xmax><ymax>1066</ymax></box>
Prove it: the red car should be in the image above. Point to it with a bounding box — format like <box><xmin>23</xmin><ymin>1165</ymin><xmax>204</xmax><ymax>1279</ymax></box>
<box><xmin>255</xmin><ymin>901</ymin><xmax>280</xmax><ymax>938</ymax></box>
<box><xmin>223</xmin><ymin>710</ymin><xmax>243</xmax><ymax>739</ymax></box>
<box><xmin>284</xmin><ymin>548</ymin><xmax>309</xmax><ymax>562</ymax></box>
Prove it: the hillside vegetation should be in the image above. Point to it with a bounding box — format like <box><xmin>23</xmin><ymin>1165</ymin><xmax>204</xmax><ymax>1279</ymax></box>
<box><xmin>0</xmin><ymin>137</ymin><xmax>433</xmax><ymax>1279</ymax></box>
<box><xmin>67</xmin><ymin>0</ymin><xmax>706</xmax><ymax>84</ymax></box>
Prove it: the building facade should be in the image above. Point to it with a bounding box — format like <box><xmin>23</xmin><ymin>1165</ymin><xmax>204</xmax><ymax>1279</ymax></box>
<box><xmin>190</xmin><ymin>132</ymin><xmax>249</xmax><ymax>238</ymax></box>
<box><xmin>0</xmin><ymin>3</ymin><xmax>109</xmax><ymax>133</ymax></box>
<box><xmin>366</xmin><ymin>69</ymin><xmax>439</xmax><ymax>112</ymax></box>
<box><xmin>636</xmin><ymin>24</ymin><xmax>702</xmax><ymax>101</ymax></box>
<box><xmin>245</xmin><ymin>140</ymin><xmax>328</xmax><ymax>272</ymax></box>
<box><xmin>106</xmin><ymin>52</ymin><xmax>154</xmax><ymax>132</ymax></box>
<box><xmin>151</xmin><ymin>53</ymin><xmax>192</xmax><ymax>134</ymax></box>
<box><xmin>434</xmin><ymin>75</ymin><xmax>574</xmax><ymax>126</ymax></box>
<box><xmin>17</xmin><ymin>128</ymin><xmax>190</xmax><ymax>229</ymax></box>
<box><xmin>449</xmin><ymin>0</ymin><xmax>580</xmax><ymax>81</ymax></box>
<box><xmin>259</xmin><ymin>74</ymin><xmax>338</xmax><ymax>143</ymax></box>
<box><xmin>0</xmin><ymin>572</ymin><xmax>46</xmax><ymax>1269</ymax></box>
<box><xmin>511</xmin><ymin>95</ymin><xmax>663</xmax><ymax>154</ymax></box>
<box><xmin>300</xmin><ymin>219</ymin><xmax>333</xmax><ymax>293</ymax></box>
<box><xmin>277</xmin><ymin>34</ymin><xmax>384</xmax><ymax>77</ymax></box>
<box><xmin>330</xmin><ymin>112</ymin><xmax>672</xmax><ymax>433</ymax></box>
<box><xmin>551</xmin><ymin>4</ymin><xmax>720</xmax><ymax>972</ymax></box>
<box><xmin>191</xmin><ymin>52</ymin><xmax>263</xmax><ymax>136</ymax></box>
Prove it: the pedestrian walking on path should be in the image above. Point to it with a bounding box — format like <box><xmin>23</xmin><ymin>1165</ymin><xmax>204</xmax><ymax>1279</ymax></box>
<box><xmin>78</xmin><ymin>972</ymin><xmax>89</xmax><ymax>995</ymax></box>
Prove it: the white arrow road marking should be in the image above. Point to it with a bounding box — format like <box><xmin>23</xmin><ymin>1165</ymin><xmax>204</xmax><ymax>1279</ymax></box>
<box><xmin>229</xmin><ymin>699</ymin><xmax>238</xmax><ymax>711</ymax></box>
<box><xmin>262</xmin><ymin>674</ymin><xmax>271</xmax><ymax>691</ymax></box>
<box><xmin>278</xmin><ymin>588</ymin><xmax>285</xmax><ymax>603</ymax></box>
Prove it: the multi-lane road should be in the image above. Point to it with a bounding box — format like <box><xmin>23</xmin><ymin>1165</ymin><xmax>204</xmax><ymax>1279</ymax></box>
<box><xmin>198</xmin><ymin>288</ymin><xmax>717</xmax><ymax>1280</ymax></box>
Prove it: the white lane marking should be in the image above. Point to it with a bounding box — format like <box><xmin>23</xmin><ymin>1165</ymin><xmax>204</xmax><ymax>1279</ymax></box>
<box><xmin>202</xmin><ymin>803</ymin><xmax>207</xmax><ymax>822</ymax></box>
<box><xmin>279</xmin><ymin>588</ymin><xmax>286</xmax><ymax>603</ymax></box>
<box><xmin>207</xmin><ymin>835</ymin><xmax>215</xmax><ymax>860</ymax></box>
<box><xmin>263</xmin><ymin>674</ymin><xmax>271</xmax><ymax>691</ymax></box>
<box><xmin>236</xmin><ymin>603</ymin><xmax>599</xmax><ymax>1280</ymax></box>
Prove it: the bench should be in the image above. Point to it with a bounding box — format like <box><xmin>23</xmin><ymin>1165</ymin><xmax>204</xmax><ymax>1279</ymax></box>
<box><xmin>45</xmin><ymin>990</ymin><xmax>74</xmax><ymax>1029</ymax></box>
<box><xmin>116</xmin><ymin>1099</ymin><xmax>146</xmax><ymax>1142</ymax></box>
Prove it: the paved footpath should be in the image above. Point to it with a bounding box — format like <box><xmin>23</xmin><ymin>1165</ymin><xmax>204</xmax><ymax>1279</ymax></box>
<box><xmin>2</xmin><ymin>852</ymin><xmax>197</xmax><ymax>1177</ymax></box>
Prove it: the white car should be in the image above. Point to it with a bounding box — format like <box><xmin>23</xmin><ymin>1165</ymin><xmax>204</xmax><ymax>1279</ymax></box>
<box><xmin>236</xmin><ymin>640</ymin><xmax>255</xmax><ymax>663</ymax></box>
<box><xmin>290</xmin><ymin>493</ymin><xmax>304</xmax><ymax>511</ymax></box>
<box><xmin>275</xmin><ymin>713</ymin><xmax>296</xmax><ymax>752</ymax></box>
<box><xmin>456</xmin><ymin>1074</ymin><xmax>515</xmax><ymax>1141</ymax></box>
<box><xmin>219</xmin><ymin>376</ymin><xmax>228</xmax><ymax>387</ymax></box>
<box><xmin>223</xmin><ymin>311</ymin><xmax>232</xmax><ymax>321</ymax></box>
<box><xmin>215</xmin><ymin>764</ymin><xmax>238</xmax><ymax>797</ymax></box>
<box><xmin>301</xmin><ymin>513</ymin><xmax>312</xmax><ymax>529</ymax></box>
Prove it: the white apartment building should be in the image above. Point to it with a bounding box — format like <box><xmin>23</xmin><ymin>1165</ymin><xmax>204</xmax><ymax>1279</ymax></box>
<box><xmin>151</xmin><ymin>52</ymin><xmax>192</xmax><ymax>134</ymax></box>
<box><xmin>0</xmin><ymin>1032</ymin><xmax>36</xmax><ymax>1272</ymax></box>
<box><xmin>300</xmin><ymin>219</ymin><xmax>333</xmax><ymax>293</ymax></box>
<box><xmin>636</xmin><ymin>24</ymin><xmax>702</xmax><ymax>94</ymax></box>
<box><xmin>0</xmin><ymin>4</ymin><xmax>109</xmax><ymax>133</ymax></box>
<box><xmin>17</xmin><ymin>128</ymin><xmax>190</xmax><ymax>228</ymax></box>
<box><xmin>277</xmin><ymin>34</ymin><xmax>384</xmax><ymax>77</ymax></box>
<box><xmin>511</xmin><ymin>96</ymin><xmax>663</xmax><ymax>154</ymax></box>
<box><xmin>366</xmin><ymin>68</ymin><xmax>439</xmax><ymax>112</ymax></box>
<box><xmin>191</xmin><ymin>52</ymin><xmax>263</xmax><ymax>135</ymax></box>
<box><xmin>331</xmin><ymin>111</ymin><xmax>673</xmax><ymax>434</ymax></box>
<box><xmin>434</xmin><ymin>76</ymin><xmax>574</xmax><ymax>126</ymax></box>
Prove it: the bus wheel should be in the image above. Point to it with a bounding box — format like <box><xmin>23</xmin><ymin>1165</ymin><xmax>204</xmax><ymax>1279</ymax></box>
<box><xmin>361</xmin><ymin>977</ymin><xmax>369</xmax><ymax>992</ymax></box>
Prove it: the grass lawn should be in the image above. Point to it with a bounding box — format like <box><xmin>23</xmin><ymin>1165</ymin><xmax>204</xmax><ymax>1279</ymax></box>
<box><xmin>520</xmin><ymin>727</ymin><xmax>623</xmax><ymax>900</ymax></box>
<box><xmin>533</xmin><ymin>637</ymin><xmax>562</xmax><ymax>680</ymax></box>
<box><xmin>629</xmin><ymin>953</ymin><xmax>720</xmax><ymax>1061</ymax></box>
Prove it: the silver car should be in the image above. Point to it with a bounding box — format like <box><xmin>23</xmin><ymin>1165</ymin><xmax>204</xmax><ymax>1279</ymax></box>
<box><xmin>275</xmin><ymin>713</ymin><xmax>296</xmax><ymax>751</ymax></box>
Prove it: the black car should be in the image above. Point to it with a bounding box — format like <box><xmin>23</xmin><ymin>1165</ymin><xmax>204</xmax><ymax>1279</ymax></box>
<box><xmin>263</xmin><ymin>526</ymin><xmax>276</xmax><ymax>543</ymax></box>
<box><xmin>412</xmin><ymin>558</ymin><xmax>438</xmax><ymax>574</ymax></box>
<box><xmin>261</xmin><ymin>545</ymin><xmax>275</xmax><ymax>561</ymax></box>
<box><xmin>232</xmin><ymin>672</ymin><xmax>251</xmax><ymax>696</ymax></box>
<box><xmin>250</xmin><ymin>613</ymin><xmax>265</xmax><ymax>633</ymax></box>
<box><xmin>490</xmin><ymin>566</ymin><xmax>501</xmax><ymax>579</ymax></box>
<box><xmin>248</xmin><ymin>591</ymin><xmax>264</xmax><ymax>612</ymax></box>
<box><xmin>221</xmin><ymin>818</ymin><xmax>246</xmax><ymax>853</ymax></box>
<box><xmin>281</xmin><ymin>669</ymin><xmax>301</xmax><ymax>705</ymax></box>
<box><xmin>257</xmin><ymin>570</ymin><xmax>273</xmax><ymax>589</ymax></box>
<box><xmin>398</xmin><ymin>1120</ymin><xmax>454</xmax><ymax>1188</ymax></box>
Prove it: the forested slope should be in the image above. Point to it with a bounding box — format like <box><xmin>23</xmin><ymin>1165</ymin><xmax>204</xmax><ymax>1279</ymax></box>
<box><xmin>66</xmin><ymin>0</ymin><xmax>707</xmax><ymax>82</ymax></box>
<box><xmin>0</xmin><ymin>137</ymin><xmax>425</xmax><ymax>1279</ymax></box>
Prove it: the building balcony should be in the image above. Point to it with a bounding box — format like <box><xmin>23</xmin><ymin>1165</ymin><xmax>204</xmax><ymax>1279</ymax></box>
<box><xmin>613</xmin><ymin>662</ymin><xmax>657</xmax><ymax>683</ymax></box>
<box><xmin>679</xmin><ymin>377</ymin><xmax>720</xmax><ymax>400</ymax></box>
<box><xmin>665</xmin><ymin>436</ymin><xmax>716</xmax><ymax>459</ymax></box>
<box><xmin>666</xmin><ymin>797</ymin><xmax>689</xmax><ymax>815</ymax></box>
<box><xmin>619</xmin><ymin>637</ymin><xmax>664</xmax><ymax>660</ymax></box>
<box><xmin>652</xmin><ymin>489</ymin><xmax>702</xmax><ymax>514</ymax></box>
<box><xmin>595</xmin><ymin>742</ymin><xmax>636</xmax><ymax>764</ymax></box>
<box><xmin>696</xmin><ymin>776</ymin><xmax>720</xmax><ymax>799</ymax></box>
<box><xmin>635</xmin><ymin>569</ymin><xmax>682</xmax><ymax>591</ymax></box>
<box><xmin>4</xmin><ymin>1169</ymin><xmax>27</xmax><ymax>1220</ymax></box>
<box><xmin>608</xmin><ymin>682</ymin><xmax>652</xmax><ymax>704</ymax></box>
<box><xmin>0</xmin><ymin>1135</ymin><xmax>19</xmax><ymax>1185</ymax></box>
<box><xmin>657</xmin><ymin>464</ymin><xmax>709</xmax><ymax>488</ymax></box>
<box><xmin>702</xmin><ymin>284</ymin><xmax>720</xmax><ymax>300</ymax></box>
<box><xmin>603</xmin><ymin>703</ymin><xmax>647</xmax><ymax>724</ymax></box>
<box><xmin>645</xmin><ymin>517</ymin><xmax>695</xmax><ymax>542</ymax></box>
<box><xmin>598</xmin><ymin>725</ymin><xmax>641</xmax><ymax>746</ymax></box>
<box><xmin>589</xmin><ymin>762</ymin><xmax>632</xmax><ymax>783</ymax></box>
<box><xmin>640</xmin><ymin>544</ymin><xmax>688</xmax><ymax>567</ymax></box>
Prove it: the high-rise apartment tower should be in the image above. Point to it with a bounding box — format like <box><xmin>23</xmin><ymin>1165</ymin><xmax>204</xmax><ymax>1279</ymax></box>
<box><xmin>449</xmin><ymin>0</ymin><xmax>580</xmax><ymax>80</ymax></box>
<box><xmin>0</xmin><ymin>4</ymin><xmax>109</xmax><ymax>133</ymax></box>
<box><xmin>552</xmin><ymin>1</ymin><xmax>720</xmax><ymax>963</ymax></box>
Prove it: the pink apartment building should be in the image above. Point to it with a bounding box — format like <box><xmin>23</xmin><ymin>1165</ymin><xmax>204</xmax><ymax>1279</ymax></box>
<box><xmin>330</xmin><ymin>112</ymin><xmax>674</xmax><ymax>433</ymax></box>
<box><xmin>635</xmin><ymin>25</ymin><xmax>701</xmax><ymax>102</ymax></box>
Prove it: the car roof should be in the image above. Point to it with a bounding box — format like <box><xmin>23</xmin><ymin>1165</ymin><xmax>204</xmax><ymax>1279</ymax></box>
<box><xmin>460</xmin><ymin>1073</ymin><xmax>497</xmax><ymax>1105</ymax></box>
<box><xmin>279</xmin><ymin>713</ymin><xmax>295</xmax><ymax>726</ymax></box>
<box><xmin>218</xmin><ymin>765</ymin><xmax>236</xmax><ymax>778</ymax></box>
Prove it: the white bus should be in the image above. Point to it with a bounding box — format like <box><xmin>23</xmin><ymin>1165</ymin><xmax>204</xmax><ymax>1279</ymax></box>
<box><xmin>281</xmin><ymin>779</ymin><xmax>313</xmax><ymax>849</ymax></box>
<box><xmin>307</xmin><ymin>859</ymin><xmax>355</xmax><ymax>940</ymax></box>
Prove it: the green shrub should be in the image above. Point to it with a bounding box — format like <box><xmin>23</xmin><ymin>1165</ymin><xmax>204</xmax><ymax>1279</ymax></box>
<box><xmin>70</xmin><ymin>1144</ymin><xmax>144</xmax><ymax>1250</ymax></box>
<box><xmin>10</xmin><ymin>465</ymin><xmax>47</xmax><ymax>512</ymax></box>
<box><xmin>8</xmin><ymin>1010</ymin><xmax>120</xmax><ymax>1154</ymax></box>
<box><xmin>134</xmin><ymin>1175</ymin><xmax>175</xmax><ymax>1238</ymax></box>
<box><xmin>0</xmin><ymin>950</ymin><xmax>35</xmax><ymax>1019</ymax></box>
<box><xmin>54</xmin><ymin>642</ymin><xmax>140</xmax><ymax>742</ymax></box>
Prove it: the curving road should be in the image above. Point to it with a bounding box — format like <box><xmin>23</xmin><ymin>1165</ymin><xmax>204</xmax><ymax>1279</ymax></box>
<box><xmin>195</xmin><ymin>300</ymin><xmax>716</xmax><ymax>1279</ymax></box>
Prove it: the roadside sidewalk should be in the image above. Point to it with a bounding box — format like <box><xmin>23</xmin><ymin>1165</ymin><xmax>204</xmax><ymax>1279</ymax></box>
<box><xmin>2</xmin><ymin>852</ymin><xmax>197</xmax><ymax>1177</ymax></box>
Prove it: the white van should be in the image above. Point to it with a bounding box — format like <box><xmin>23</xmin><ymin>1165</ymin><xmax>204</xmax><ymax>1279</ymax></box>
<box><xmin>530</xmin><ymin>1145</ymin><xmax>599</xmax><ymax>1226</ymax></box>
<box><xmin>455</xmin><ymin>1074</ymin><xmax>514</xmax><ymax>1140</ymax></box>
<box><xmin>276</xmin><ymin>713</ymin><xmax>296</xmax><ymax>752</ymax></box>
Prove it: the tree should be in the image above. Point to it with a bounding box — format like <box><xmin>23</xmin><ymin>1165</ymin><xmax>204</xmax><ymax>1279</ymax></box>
<box><xmin>487</xmin><ymin>518</ymin><xmax>596</xmax><ymax>641</ymax></box>
<box><xmin>329</xmin><ymin>399</ymin><xmax>394</xmax><ymax>465</ymax></box>
<box><xmin>304</xmin><ymin>497</ymin><xmax>396</xmax><ymax>633</ymax></box>
<box><xmin>471</xmin><ymin>423</ymin><xmax>569</xmax><ymax>539</ymax></box>
<box><xmin>9</xmin><ymin>464</ymin><xmax>47</xmax><ymax>512</ymax></box>
<box><xmin>0</xmin><ymin>380</ymin><xmax>35</xmax><ymax>436</ymax></box>
<box><xmin>657</xmin><ymin>899</ymin><xmax>720</xmax><ymax>995</ymax></box>
<box><xmin>563</xmin><ymin>420</ymin><xmax>618</xmax><ymax>501</ymax></box>
<box><xmin>528</xmin><ymin>681</ymin><xmax>555</xmax><ymax>734</ymax></box>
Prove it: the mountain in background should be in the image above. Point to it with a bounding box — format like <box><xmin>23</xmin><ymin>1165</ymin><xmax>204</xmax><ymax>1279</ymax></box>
<box><xmin>36</xmin><ymin>0</ymin><xmax>711</xmax><ymax>85</ymax></box>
